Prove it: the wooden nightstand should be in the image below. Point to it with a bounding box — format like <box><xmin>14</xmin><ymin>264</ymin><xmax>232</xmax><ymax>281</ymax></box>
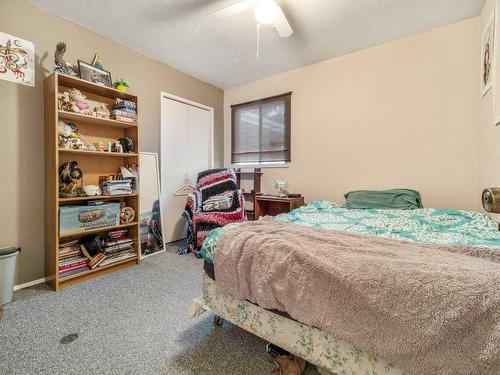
<box><xmin>254</xmin><ymin>195</ymin><xmax>305</xmax><ymax>220</ymax></box>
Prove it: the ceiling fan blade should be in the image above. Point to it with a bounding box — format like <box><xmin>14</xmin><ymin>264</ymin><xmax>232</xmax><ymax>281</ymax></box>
<box><xmin>208</xmin><ymin>0</ymin><xmax>257</xmax><ymax>17</ymax></box>
<box><xmin>273</xmin><ymin>8</ymin><xmax>293</xmax><ymax>38</ymax></box>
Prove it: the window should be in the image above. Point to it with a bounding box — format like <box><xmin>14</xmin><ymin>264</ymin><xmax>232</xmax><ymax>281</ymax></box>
<box><xmin>231</xmin><ymin>92</ymin><xmax>291</xmax><ymax>165</ymax></box>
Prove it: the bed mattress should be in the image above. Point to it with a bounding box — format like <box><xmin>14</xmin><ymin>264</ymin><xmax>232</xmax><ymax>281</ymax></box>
<box><xmin>200</xmin><ymin>273</ymin><xmax>407</xmax><ymax>375</ymax></box>
<box><xmin>200</xmin><ymin>200</ymin><xmax>500</xmax><ymax>264</ymax></box>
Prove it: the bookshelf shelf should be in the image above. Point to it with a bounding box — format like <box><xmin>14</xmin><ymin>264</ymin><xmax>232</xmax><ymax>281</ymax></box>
<box><xmin>59</xmin><ymin>222</ymin><xmax>139</xmax><ymax>239</ymax></box>
<box><xmin>58</xmin><ymin>110</ymin><xmax>137</xmax><ymax>129</ymax></box>
<box><xmin>59</xmin><ymin>193</ymin><xmax>138</xmax><ymax>203</ymax></box>
<box><xmin>58</xmin><ymin>73</ymin><xmax>137</xmax><ymax>101</ymax></box>
<box><xmin>44</xmin><ymin>72</ymin><xmax>140</xmax><ymax>291</ymax></box>
<box><xmin>58</xmin><ymin>256</ymin><xmax>138</xmax><ymax>286</ymax></box>
<box><xmin>59</xmin><ymin>148</ymin><xmax>138</xmax><ymax>157</ymax></box>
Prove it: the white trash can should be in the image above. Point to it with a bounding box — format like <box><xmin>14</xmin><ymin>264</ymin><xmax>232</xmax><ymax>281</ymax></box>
<box><xmin>0</xmin><ymin>247</ymin><xmax>20</xmax><ymax>306</ymax></box>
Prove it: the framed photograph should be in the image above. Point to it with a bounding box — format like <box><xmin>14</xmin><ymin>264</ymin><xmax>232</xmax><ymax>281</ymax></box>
<box><xmin>0</xmin><ymin>31</ymin><xmax>35</xmax><ymax>87</ymax></box>
<box><xmin>78</xmin><ymin>60</ymin><xmax>112</xmax><ymax>87</ymax></box>
<box><xmin>481</xmin><ymin>11</ymin><xmax>495</xmax><ymax>97</ymax></box>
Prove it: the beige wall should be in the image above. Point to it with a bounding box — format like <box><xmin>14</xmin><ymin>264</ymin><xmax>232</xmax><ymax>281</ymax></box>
<box><xmin>0</xmin><ymin>0</ymin><xmax>223</xmax><ymax>285</ymax></box>
<box><xmin>224</xmin><ymin>18</ymin><xmax>480</xmax><ymax>211</ymax></box>
<box><xmin>479</xmin><ymin>0</ymin><xmax>500</xmax><ymax>220</ymax></box>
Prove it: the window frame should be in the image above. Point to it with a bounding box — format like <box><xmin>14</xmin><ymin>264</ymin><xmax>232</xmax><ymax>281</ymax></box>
<box><xmin>231</xmin><ymin>91</ymin><xmax>292</xmax><ymax>166</ymax></box>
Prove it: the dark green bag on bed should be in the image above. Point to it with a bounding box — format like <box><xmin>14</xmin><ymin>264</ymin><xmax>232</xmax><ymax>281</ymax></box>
<box><xmin>343</xmin><ymin>189</ymin><xmax>423</xmax><ymax>210</ymax></box>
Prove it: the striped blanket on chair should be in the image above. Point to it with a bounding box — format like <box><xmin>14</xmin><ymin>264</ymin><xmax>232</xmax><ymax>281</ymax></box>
<box><xmin>181</xmin><ymin>169</ymin><xmax>245</xmax><ymax>255</ymax></box>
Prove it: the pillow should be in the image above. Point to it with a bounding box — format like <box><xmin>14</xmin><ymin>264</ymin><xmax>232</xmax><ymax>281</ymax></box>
<box><xmin>343</xmin><ymin>189</ymin><xmax>422</xmax><ymax>210</ymax></box>
<box><xmin>202</xmin><ymin>191</ymin><xmax>234</xmax><ymax>212</ymax></box>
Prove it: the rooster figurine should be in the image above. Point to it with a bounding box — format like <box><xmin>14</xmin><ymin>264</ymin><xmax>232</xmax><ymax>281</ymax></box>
<box><xmin>54</xmin><ymin>42</ymin><xmax>78</xmax><ymax>76</ymax></box>
<box><xmin>59</xmin><ymin>160</ymin><xmax>84</xmax><ymax>197</ymax></box>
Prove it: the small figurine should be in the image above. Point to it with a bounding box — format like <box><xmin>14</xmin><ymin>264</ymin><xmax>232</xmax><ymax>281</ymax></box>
<box><xmin>93</xmin><ymin>141</ymin><xmax>106</xmax><ymax>152</ymax></box>
<box><xmin>58</xmin><ymin>88</ymin><xmax>91</xmax><ymax>115</ymax></box>
<box><xmin>114</xmin><ymin>140</ymin><xmax>123</xmax><ymax>153</ymax></box>
<box><xmin>118</xmin><ymin>137</ymin><xmax>134</xmax><ymax>153</ymax></box>
<box><xmin>92</xmin><ymin>103</ymin><xmax>110</xmax><ymax>119</ymax></box>
<box><xmin>58</xmin><ymin>121</ymin><xmax>95</xmax><ymax>150</ymax></box>
<box><xmin>82</xmin><ymin>185</ymin><xmax>102</xmax><ymax>196</ymax></box>
<box><xmin>59</xmin><ymin>161</ymin><xmax>84</xmax><ymax>197</ymax></box>
<box><xmin>275</xmin><ymin>178</ymin><xmax>289</xmax><ymax>198</ymax></box>
<box><xmin>114</xmin><ymin>79</ymin><xmax>129</xmax><ymax>93</ymax></box>
<box><xmin>54</xmin><ymin>42</ymin><xmax>78</xmax><ymax>76</ymax></box>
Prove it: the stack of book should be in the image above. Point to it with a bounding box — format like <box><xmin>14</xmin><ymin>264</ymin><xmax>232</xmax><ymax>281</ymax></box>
<box><xmin>102</xmin><ymin>179</ymin><xmax>133</xmax><ymax>195</ymax></box>
<box><xmin>111</xmin><ymin>99</ymin><xmax>137</xmax><ymax>123</ymax></box>
<box><xmin>101</xmin><ymin>229</ymin><xmax>136</xmax><ymax>266</ymax></box>
<box><xmin>59</xmin><ymin>240</ymin><xmax>90</xmax><ymax>278</ymax></box>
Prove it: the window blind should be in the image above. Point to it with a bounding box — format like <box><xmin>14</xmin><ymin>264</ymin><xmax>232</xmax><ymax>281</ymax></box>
<box><xmin>231</xmin><ymin>92</ymin><xmax>291</xmax><ymax>164</ymax></box>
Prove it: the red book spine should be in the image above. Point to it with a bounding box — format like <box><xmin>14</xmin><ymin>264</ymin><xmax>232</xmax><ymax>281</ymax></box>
<box><xmin>59</xmin><ymin>261</ymin><xmax>90</xmax><ymax>272</ymax></box>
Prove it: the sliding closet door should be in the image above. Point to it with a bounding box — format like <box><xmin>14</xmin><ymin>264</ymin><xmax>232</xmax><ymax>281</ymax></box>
<box><xmin>161</xmin><ymin>95</ymin><xmax>213</xmax><ymax>244</ymax></box>
<box><xmin>188</xmin><ymin>105</ymin><xmax>212</xmax><ymax>175</ymax></box>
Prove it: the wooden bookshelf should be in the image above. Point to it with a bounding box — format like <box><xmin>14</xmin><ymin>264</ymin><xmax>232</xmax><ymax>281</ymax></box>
<box><xmin>44</xmin><ymin>72</ymin><xmax>140</xmax><ymax>291</ymax></box>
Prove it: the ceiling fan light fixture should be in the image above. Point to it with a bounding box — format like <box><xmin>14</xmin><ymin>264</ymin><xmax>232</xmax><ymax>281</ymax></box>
<box><xmin>254</xmin><ymin>0</ymin><xmax>281</xmax><ymax>25</ymax></box>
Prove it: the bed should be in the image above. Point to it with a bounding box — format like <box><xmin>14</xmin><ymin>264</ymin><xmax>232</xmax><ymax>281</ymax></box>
<box><xmin>190</xmin><ymin>201</ymin><xmax>500</xmax><ymax>375</ymax></box>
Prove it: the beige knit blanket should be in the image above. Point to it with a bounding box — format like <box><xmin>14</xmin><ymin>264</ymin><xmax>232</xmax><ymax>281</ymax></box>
<box><xmin>213</xmin><ymin>219</ymin><xmax>500</xmax><ymax>375</ymax></box>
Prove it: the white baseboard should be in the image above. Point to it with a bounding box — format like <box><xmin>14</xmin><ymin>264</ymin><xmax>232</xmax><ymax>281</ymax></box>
<box><xmin>13</xmin><ymin>277</ymin><xmax>46</xmax><ymax>291</ymax></box>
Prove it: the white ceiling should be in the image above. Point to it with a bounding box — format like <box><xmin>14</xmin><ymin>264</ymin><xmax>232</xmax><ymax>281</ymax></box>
<box><xmin>29</xmin><ymin>0</ymin><xmax>484</xmax><ymax>89</ymax></box>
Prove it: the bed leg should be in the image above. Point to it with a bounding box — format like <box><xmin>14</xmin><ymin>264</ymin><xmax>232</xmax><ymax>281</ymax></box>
<box><xmin>213</xmin><ymin>315</ymin><xmax>223</xmax><ymax>326</ymax></box>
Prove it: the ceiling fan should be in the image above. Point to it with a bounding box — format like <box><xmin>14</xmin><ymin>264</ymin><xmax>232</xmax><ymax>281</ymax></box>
<box><xmin>209</xmin><ymin>0</ymin><xmax>293</xmax><ymax>38</ymax></box>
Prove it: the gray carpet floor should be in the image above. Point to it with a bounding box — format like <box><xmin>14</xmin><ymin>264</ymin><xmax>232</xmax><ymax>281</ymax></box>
<box><xmin>0</xmin><ymin>248</ymin><xmax>319</xmax><ymax>375</ymax></box>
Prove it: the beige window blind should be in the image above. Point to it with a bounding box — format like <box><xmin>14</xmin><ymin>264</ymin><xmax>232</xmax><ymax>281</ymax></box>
<box><xmin>231</xmin><ymin>92</ymin><xmax>291</xmax><ymax>164</ymax></box>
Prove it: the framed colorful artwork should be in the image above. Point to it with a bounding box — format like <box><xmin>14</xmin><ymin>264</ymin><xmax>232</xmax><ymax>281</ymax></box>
<box><xmin>0</xmin><ymin>31</ymin><xmax>35</xmax><ymax>87</ymax></box>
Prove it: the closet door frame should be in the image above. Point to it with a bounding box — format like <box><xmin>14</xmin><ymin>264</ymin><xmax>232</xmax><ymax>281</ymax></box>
<box><xmin>160</xmin><ymin>91</ymin><xmax>215</xmax><ymax>169</ymax></box>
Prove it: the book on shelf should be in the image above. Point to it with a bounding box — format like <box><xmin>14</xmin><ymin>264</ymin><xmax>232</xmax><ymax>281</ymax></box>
<box><xmin>58</xmin><ymin>262</ymin><xmax>90</xmax><ymax>274</ymax></box>
<box><xmin>59</xmin><ymin>259</ymin><xmax>90</xmax><ymax>270</ymax></box>
<box><xmin>114</xmin><ymin>99</ymin><xmax>136</xmax><ymax>111</ymax></box>
<box><xmin>59</xmin><ymin>250</ymin><xmax>81</xmax><ymax>259</ymax></box>
<box><xmin>107</xmin><ymin>229</ymin><xmax>129</xmax><ymax>237</ymax></box>
<box><xmin>99</xmin><ymin>251</ymin><xmax>135</xmax><ymax>267</ymax></box>
<box><xmin>89</xmin><ymin>253</ymin><xmax>107</xmax><ymax>269</ymax></box>
<box><xmin>59</xmin><ymin>255</ymin><xmax>84</xmax><ymax>265</ymax></box>
<box><xmin>105</xmin><ymin>237</ymin><xmax>132</xmax><ymax>245</ymax></box>
<box><xmin>111</xmin><ymin>109</ymin><xmax>137</xmax><ymax>119</ymax></box>
<box><xmin>111</xmin><ymin>115</ymin><xmax>137</xmax><ymax>123</ymax></box>
<box><xmin>59</xmin><ymin>267</ymin><xmax>89</xmax><ymax>278</ymax></box>
<box><xmin>102</xmin><ymin>180</ymin><xmax>133</xmax><ymax>196</ymax></box>
<box><xmin>104</xmin><ymin>242</ymin><xmax>134</xmax><ymax>254</ymax></box>
<box><xmin>58</xmin><ymin>240</ymin><xmax>90</xmax><ymax>277</ymax></box>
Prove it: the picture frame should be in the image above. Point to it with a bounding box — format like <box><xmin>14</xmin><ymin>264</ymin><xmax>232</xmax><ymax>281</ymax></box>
<box><xmin>481</xmin><ymin>11</ymin><xmax>495</xmax><ymax>97</ymax></box>
<box><xmin>78</xmin><ymin>60</ymin><xmax>112</xmax><ymax>87</ymax></box>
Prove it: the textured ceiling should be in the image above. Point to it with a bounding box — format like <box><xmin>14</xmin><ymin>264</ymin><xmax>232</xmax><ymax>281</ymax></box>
<box><xmin>29</xmin><ymin>0</ymin><xmax>484</xmax><ymax>89</ymax></box>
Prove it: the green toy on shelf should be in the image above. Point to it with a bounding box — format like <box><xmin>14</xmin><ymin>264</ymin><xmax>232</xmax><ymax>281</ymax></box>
<box><xmin>114</xmin><ymin>79</ymin><xmax>129</xmax><ymax>93</ymax></box>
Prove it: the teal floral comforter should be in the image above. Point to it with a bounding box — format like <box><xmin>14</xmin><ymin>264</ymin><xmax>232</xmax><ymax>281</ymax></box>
<box><xmin>200</xmin><ymin>200</ymin><xmax>500</xmax><ymax>264</ymax></box>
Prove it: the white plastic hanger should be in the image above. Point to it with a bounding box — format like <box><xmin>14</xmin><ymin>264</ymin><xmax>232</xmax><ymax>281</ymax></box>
<box><xmin>174</xmin><ymin>175</ymin><xmax>195</xmax><ymax>196</ymax></box>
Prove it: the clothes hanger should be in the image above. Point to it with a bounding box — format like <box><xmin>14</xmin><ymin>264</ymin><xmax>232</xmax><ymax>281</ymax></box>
<box><xmin>174</xmin><ymin>175</ymin><xmax>195</xmax><ymax>196</ymax></box>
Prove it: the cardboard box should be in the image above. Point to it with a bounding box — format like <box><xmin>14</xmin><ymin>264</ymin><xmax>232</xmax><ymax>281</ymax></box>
<box><xmin>59</xmin><ymin>203</ymin><xmax>120</xmax><ymax>236</ymax></box>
